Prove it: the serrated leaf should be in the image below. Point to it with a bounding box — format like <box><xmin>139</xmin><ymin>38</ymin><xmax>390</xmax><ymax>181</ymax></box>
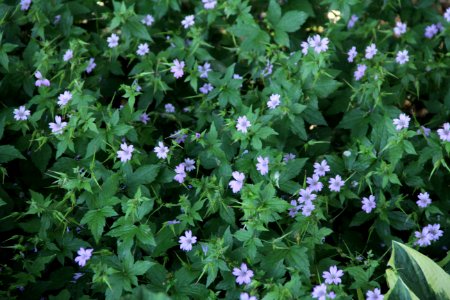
<box><xmin>276</xmin><ymin>11</ymin><xmax>308</xmax><ymax>33</ymax></box>
<box><xmin>0</xmin><ymin>145</ymin><xmax>25</xmax><ymax>163</ymax></box>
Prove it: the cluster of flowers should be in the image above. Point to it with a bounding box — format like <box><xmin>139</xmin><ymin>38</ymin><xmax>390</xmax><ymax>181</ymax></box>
<box><xmin>393</xmin><ymin>113</ymin><xmax>450</xmax><ymax>142</ymax></box>
<box><xmin>414</xmin><ymin>224</ymin><xmax>443</xmax><ymax>247</ymax></box>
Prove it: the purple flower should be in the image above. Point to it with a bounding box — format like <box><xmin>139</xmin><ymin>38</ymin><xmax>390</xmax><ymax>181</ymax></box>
<box><xmin>20</xmin><ymin>0</ymin><xmax>32</xmax><ymax>11</ymax></box>
<box><xmin>301</xmin><ymin>41</ymin><xmax>309</xmax><ymax>55</ymax></box>
<box><xmin>424</xmin><ymin>224</ymin><xmax>443</xmax><ymax>241</ymax></box>
<box><xmin>365</xmin><ymin>43</ymin><xmax>377</xmax><ymax>59</ymax></box>
<box><xmin>229</xmin><ymin>171</ymin><xmax>245</xmax><ymax>193</ymax></box>
<box><xmin>288</xmin><ymin>200</ymin><xmax>301</xmax><ymax>218</ymax></box>
<box><xmin>329</xmin><ymin>175</ymin><xmax>345</xmax><ymax>192</ymax></box>
<box><xmin>236</xmin><ymin>116</ymin><xmax>251</xmax><ymax>133</ymax></box>
<box><xmin>49</xmin><ymin>115</ymin><xmax>67</xmax><ymax>134</ymax></box>
<box><xmin>314</xmin><ymin>160</ymin><xmax>330</xmax><ymax>177</ymax></box>
<box><xmin>256</xmin><ymin>156</ymin><xmax>269</xmax><ymax>175</ymax></box>
<box><xmin>417</xmin><ymin>126</ymin><xmax>431</xmax><ymax>136</ymax></box>
<box><xmin>171</xmin><ymin>59</ymin><xmax>185</xmax><ymax>79</ymax></box>
<box><xmin>174</xmin><ymin>163</ymin><xmax>187</xmax><ymax>183</ymax></box>
<box><xmin>140</xmin><ymin>113</ymin><xmax>150</xmax><ymax>124</ymax></box>
<box><xmin>347</xmin><ymin>46</ymin><xmax>357</xmax><ymax>63</ymax></box>
<box><xmin>417</xmin><ymin>192</ymin><xmax>431</xmax><ymax>208</ymax></box>
<box><xmin>437</xmin><ymin>122</ymin><xmax>450</xmax><ymax>142</ymax></box>
<box><xmin>354</xmin><ymin>64</ymin><xmax>367</xmax><ymax>81</ymax></box>
<box><xmin>170</xmin><ymin>130</ymin><xmax>187</xmax><ymax>143</ymax></box>
<box><xmin>71</xmin><ymin>272</ymin><xmax>84</xmax><ymax>282</ymax></box>
<box><xmin>394</xmin><ymin>21</ymin><xmax>407</xmax><ymax>37</ymax></box>
<box><xmin>165</xmin><ymin>103</ymin><xmax>175</xmax><ymax>113</ymax></box>
<box><xmin>181</xmin><ymin>15</ymin><xmax>195</xmax><ymax>28</ymax></box>
<box><xmin>262</xmin><ymin>60</ymin><xmax>273</xmax><ymax>77</ymax></box>
<box><xmin>142</xmin><ymin>14</ymin><xmax>154</xmax><ymax>26</ymax></box>
<box><xmin>301</xmin><ymin>201</ymin><xmax>315</xmax><ymax>216</ymax></box>
<box><xmin>424</xmin><ymin>24</ymin><xmax>438</xmax><ymax>39</ymax></box>
<box><xmin>267</xmin><ymin>93</ymin><xmax>281</xmax><ymax>109</ymax></box>
<box><xmin>35</xmin><ymin>71</ymin><xmax>50</xmax><ymax>87</ymax></box>
<box><xmin>198</xmin><ymin>62</ymin><xmax>211</xmax><ymax>78</ymax></box>
<box><xmin>323</xmin><ymin>265</ymin><xmax>344</xmax><ymax>285</ymax></box>
<box><xmin>415</xmin><ymin>229</ymin><xmax>432</xmax><ymax>247</ymax></box>
<box><xmin>167</xmin><ymin>219</ymin><xmax>180</xmax><ymax>225</ymax></box>
<box><xmin>74</xmin><ymin>248</ymin><xmax>93</xmax><ymax>267</ymax></box>
<box><xmin>396</xmin><ymin>50</ymin><xmax>409</xmax><ymax>65</ymax></box>
<box><xmin>232</xmin><ymin>263</ymin><xmax>254</xmax><ymax>285</ymax></box>
<box><xmin>137</xmin><ymin>43</ymin><xmax>150</xmax><ymax>56</ymax></box>
<box><xmin>63</xmin><ymin>49</ymin><xmax>73</xmax><ymax>62</ymax></box>
<box><xmin>298</xmin><ymin>188</ymin><xmax>317</xmax><ymax>203</ymax></box>
<box><xmin>13</xmin><ymin>106</ymin><xmax>31</xmax><ymax>121</ymax></box>
<box><xmin>362</xmin><ymin>195</ymin><xmax>376</xmax><ymax>213</ymax></box>
<box><xmin>179</xmin><ymin>230</ymin><xmax>197</xmax><ymax>251</ymax></box>
<box><xmin>202</xmin><ymin>0</ymin><xmax>217</xmax><ymax>9</ymax></box>
<box><xmin>312</xmin><ymin>283</ymin><xmax>328</xmax><ymax>300</ymax></box>
<box><xmin>117</xmin><ymin>142</ymin><xmax>134</xmax><ymax>163</ymax></box>
<box><xmin>307</xmin><ymin>174</ymin><xmax>323</xmax><ymax>192</ymax></box>
<box><xmin>54</xmin><ymin>15</ymin><xmax>61</xmax><ymax>24</ymax></box>
<box><xmin>366</xmin><ymin>288</ymin><xmax>384</xmax><ymax>300</ymax></box>
<box><xmin>199</xmin><ymin>83</ymin><xmax>213</xmax><ymax>94</ymax></box>
<box><xmin>184</xmin><ymin>158</ymin><xmax>195</xmax><ymax>172</ymax></box>
<box><xmin>445</xmin><ymin>8</ymin><xmax>450</xmax><ymax>22</ymax></box>
<box><xmin>308</xmin><ymin>35</ymin><xmax>329</xmax><ymax>53</ymax></box>
<box><xmin>240</xmin><ymin>293</ymin><xmax>257</xmax><ymax>300</ymax></box>
<box><xmin>283</xmin><ymin>153</ymin><xmax>296</xmax><ymax>162</ymax></box>
<box><xmin>107</xmin><ymin>33</ymin><xmax>119</xmax><ymax>48</ymax></box>
<box><xmin>86</xmin><ymin>58</ymin><xmax>96</xmax><ymax>73</ymax></box>
<box><xmin>393</xmin><ymin>113</ymin><xmax>410</xmax><ymax>131</ymax></box>
<box><xmin>57</xmin><ymin>91</ymin><xmax>72</xmax><ymax>107</ymax></box>
<box><xmin>154</xmin><ymin>141</ymin><xmax>169</xmax><ymax>159</ymax></box>
<box><xmin>347</xmin><ymin>14</ymin><xmax>359</xmax><ymax>29</ymax></box>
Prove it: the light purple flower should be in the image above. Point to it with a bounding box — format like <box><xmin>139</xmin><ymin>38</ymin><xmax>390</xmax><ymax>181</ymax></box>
<box><xmin>137</xmin><ymin>43</ymin><xmax>149</xmax><ymax>56</ymax></box>
<box><xmin>347</xmin><ymin>46</ymin><xmax>357</xmax><ymax>63</ymax></box>
<box><xmin>35</xmin><ymin>71</ymin><xmax>50</xmax><ymax>87</ymax></box>
<box><xmin>202</xmin><ymin>0</ymin><xmax>217</xmax><ymax>9</ymax></box>
<box><xmin>288</xmin><ymin>200</ymin><xmax>301</xmax><ymax>218</ymax></box>
<box><xmin>117</xmin><ymin>142</ymin><xmax>134</xmax><ymax>163</ymax></box>
<box><xmin>365</xmin><ymin>43</ymin><xmax>377</xmax><ymax>59</ymax></box>
<box><xmin>198</xmin><ymin>62</ymin><xmax>211</xmax><ymax>78</ymax></box>
<box><xmin>301</xmin><ymin>201</ymin><xmax>315</xmax><ymax>216</ymax></box>
<box><xmin>445</xmin><ymin>8</ymin><xmax>450</xmax><ymax>22</ymax></box>
<box><xmin>314</xmin><ymin>160</ymin><xmax>330</xmax><ymax>177</ymax></box>
<box><xmin>107</xmin><ymin>33</ymin><xmax>119</xmax><ymax>48</ymax></box>
<box><xmin>312</xmin><ymin>283</ymin><xmax>328</xmax><ymax>300</ymax></box>
<box><xmin>86</xmin><ymin>58</ymin><xmax>96</xmax><ymax>73</ymax></box>
<box><xmin>57</xmin><ymin>91</ymin><xmax>72</xmax><ymax>107</ymax></box>
<box><xmin>262</xmin><ymin>60</ymin><xmax>273</xmax><ymax>77</ymax></box>
<box><xmin>393</xmin><ymin>113</ymin><xmax>410</xmax><ymax>131</ymax></box>
<box><xmin>301</xmin><ymin>41</ymin><xmax>309</xmax><ymax>55</ymax></box>
<box><xmin>283</xmin><ymin>153</ymin><xmax>296</xmax><ymax>162</ymax></box>
<box><xmin>154</xmin><ymin>141</ymin><xmax>169</xmax><ymax>159</ymax></box>
<box><xmin>236</xmin><ymin>116</ymin><xmax>251</xmax><ymax>133</ymax></box>
<box><xmin>199</xmin><ymin>83</ymin><xmax>214</xmax><ymax>94</ymax></box>
<box><xmin>256</xmin><ymin>156</ymin><xmax>269</xmax><ymax>175</ymax></box>
<box><xmin>308</xmin><ymin>35</ymin><xmax>329</xmax><ymax>53</ymax></box>
<box><xmin>174</xmin><ymin>163</ymin><xmax>187</xmax><ymax>183</ymax></box>
<box><xmin>167</xmin><ymin>219</ymin><xmax>180</xmax><ymax>225</ymax></box>
<box><xmin>13</xmin><ymin>106</ymin><xmax>31</xmax><ymax>121</ymax></box>
<box><xmin>142</xmin><ymin>14</ymin><xmax>154</xmax><ymax>26</ymax></box>
<box><xmin>298</xmin><ymin>188</ymin><xmax>317</xmax><ymax>203</ymax></box>
<box><xmin>394</xmin><ymin>21</ymin><xmax>407</xmax><ymax>37</ymax></box>
<box><xmin>424</xmin><ymin>24</ymin><xmax>438</xmax><ymax>39</ymax></box>
<box><xmin>417</xmin><ymin>126</ymin><xmax>431</xmax><ymax>136</ymax></box>
<box><xmin>323</xmin><ymin>265</ymin><xmax>344</xmax><ymax>285</ymax></box>
<box><xmin>74</xmin><ymin>248</ymin><xmax>93</xmax><ymax>267</ymax></box>
<box><xmin>267</xmin><ymin>94</ymin><xmax>281</xmax><ymax>109</ymax></box>
<box><xmin>184</xmin><ymin>158</ymin><xmax>195</xmax><ymax>172</ymax></box>
<box><xmin>415</xmin><ymin>229</ymin><xmax>432</xmax><ymax>247</ymax></box>
<box><xmin>20</xmin><ymin>0</ymin><xmax>32</xmax><ymax>11</ymax></box>
<box><xmin>229</xmin><ymin>171</ymin><xmax>245</xmax><ymax>193</ymax></box>
<box><xmin>171</xmin><ymin>59</ymin><xmax>185</xmax><ymax>79</ymax></box>
<box><xmin>49</xmin><ymin>115</ymin><xmax>67</xmax><ymax>134</ymax></box>
<box><xmin>307</xmin><ymin>174</ymin><xmax>323</xmax><ymax>192</ymax></box>
<box><xmin>354</xmin><ymin>64</ymin><xmax>367</xmax><ymax>81</ymax></box>
<box><xmin>437</xmin><ymin>122</ymin><xmax>450</xmax><ymax>142</ymax></box>
<box><xmin>329</xmin><ymin>175</ymin><xmax>345</xmax><ymax>192</ymax></box>
<box><xmin>232</xmin><ymin>263</ymin><xmax>254</xmax><ymax>285</ymax></box>
<box><xmin>165</xmin><ymin>103</ymin><xmax>175</xmax><ymax>113</ymax></box>
<box><xmin>362</xmin><ymin>195</ymin><xmax>376</xmax><ymax>213</ymax></box>
<box><xmin>181</xmin><ymin>15</ymin><xmax>195</xmax><ymax>29</ymax></box>
<box><xmin>71</xmin><ymin>272</ymin><xmax>84</xmax><ymax>282</ymax></box>
<box><xmin>424</xmin><ymin>224</ymin><xmax>443</xmax><ymax>241</ymax></box>
<box><xmin>417</xmin><ymin>192</ymin><xmax>431</xmax><ymax>208</ymax></box>
<box><xmin>366</xmin><ymin>288</ymin><xmax>384</xmax><ymax>300</ymax></box>
<box><xmin>179</xmin><ymin>230</ymin><xmax>197</xmax><ymax>251</ymax></box>
<box><xmin>140</xmin><ymin>113</ymin><xmax>150</xmax><ymax>124</ymax></box>
<box><xmin>54</xmin><ymin>15</ymin><xmax>61</xmax><ymax>24</ymax></box>
<box><xmin>347</xmin><ymin>14</ymin><xmax>358</xmax><ymax>29</ymax></box>
<box><xmin>396</xmin><ymin>50</ymin><xmax>409</xmax><ymax>65</ymax></box>
<box><xmin>233</xmin><ymin>73</ymin><xmax>243</xmax><ymax>80</ymax></box>
<box><xmin>63</xmin><ymin>49</ymin><xmax>73</xmax><ymax>62</ymax></box>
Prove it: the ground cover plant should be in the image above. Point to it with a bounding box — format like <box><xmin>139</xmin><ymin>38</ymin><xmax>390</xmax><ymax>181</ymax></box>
<box><xmin>0</xmin><ymin>0</ymin><xmax>450</xmax><ymax>299</ymax></box>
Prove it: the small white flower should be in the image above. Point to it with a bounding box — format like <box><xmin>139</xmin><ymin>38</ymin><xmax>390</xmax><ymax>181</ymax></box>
<box><xmin>181</xmin><ymin>15</ymin><xmax>195</xmax><ymax>29</ymax></box>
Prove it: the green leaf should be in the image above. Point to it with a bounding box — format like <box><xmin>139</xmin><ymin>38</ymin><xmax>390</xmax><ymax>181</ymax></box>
<box><xmin>0</xmin><ymin>145</ymin><xmax>25</xmax><ymax>163</ymax></box>
<box><xmin>80</xmin><ymin>206</ymin><xmax>118</xmax><ymax>243</ymax></box>
<box><xmin>276</xmin><ymin>11</ymin><xmax>308</xmax><ymax>33</ymax></box>
<box><xmin>267</xmin><ymin>0</ymin><xmax>282</xmax><ymax>25</ymax></box>
<box><xmin>286</xmin><ymin>246</ymin><xmax>310</xmax><ymax>277</ymax></box>
<box><xmin>313</xmin><ymin>78</ymin><xmax>342</xmax><ymax>98</ymax></box>
<box><xmin>127</xmin><ymin>165</ymin><xmax>160</xmax><ymax>190</ymax></box>
<box><xmin>124</xmin><ymin>19</ymin><xmax>152</xmax><ymax>41</ymax></box>
<box><xmin>132</xmin><ymin>261</ymin><xmax>154</xmax><ymax>276</ymax></box>
<box><xmin>385</xmin><ymin>269</ymin><xmax>420</xmax><ymax>300</ymax></box>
